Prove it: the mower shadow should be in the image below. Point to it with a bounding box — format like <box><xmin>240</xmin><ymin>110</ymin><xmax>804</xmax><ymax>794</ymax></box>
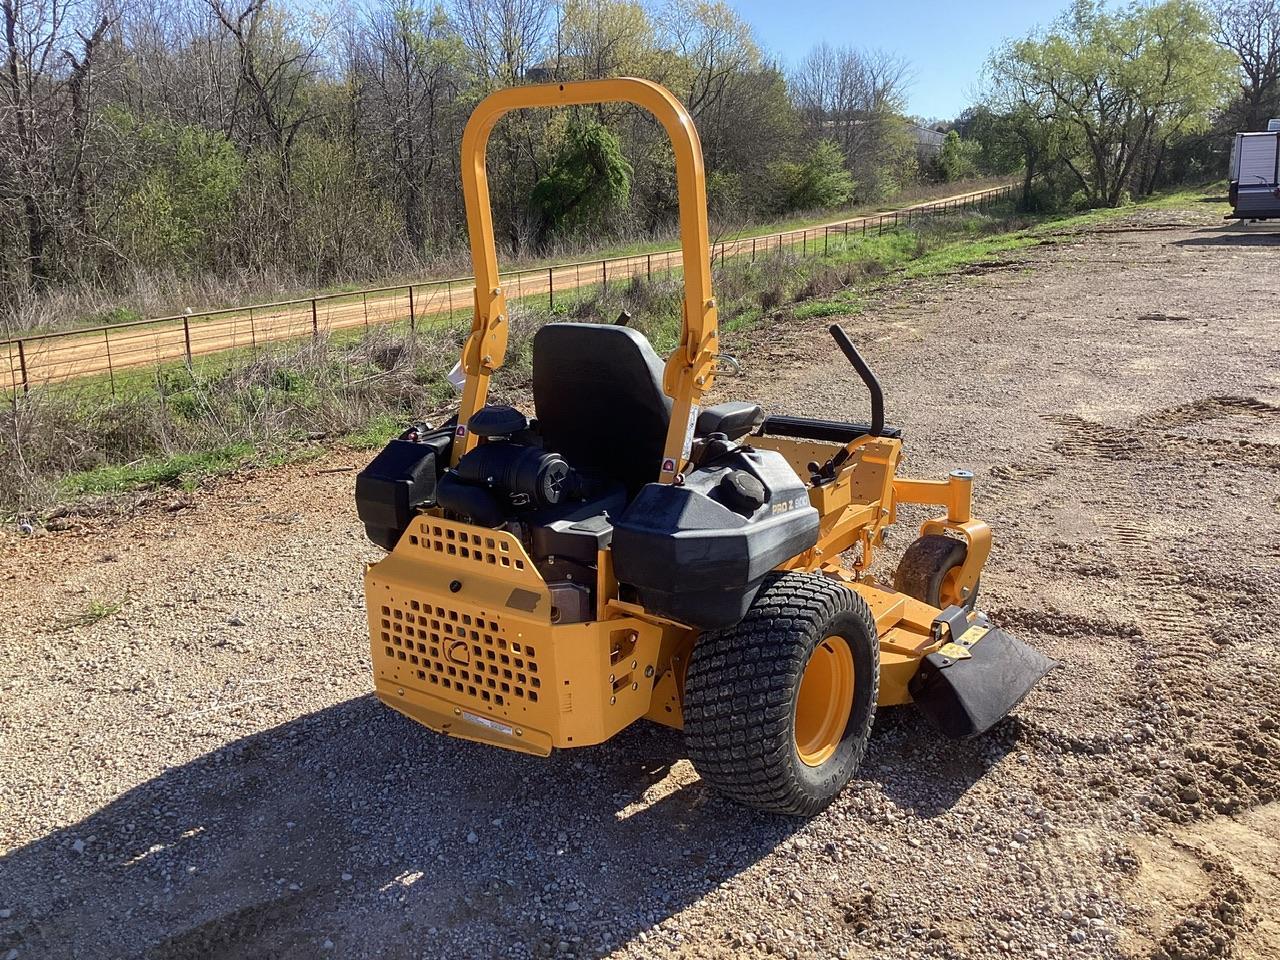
<box><xmin>863</xmin><ymin>707</ymin><xmax>1020</xmax><ymax>817</ymax></box>
<box><xmin>0</xmin><ymin>697</ymin><xmax>1004</xmax><ymax>959</ymax></box>
<box><xmin>1171</xmin><ymin>227</ymin><xmax>1280</xmax><ymax>247</ymax></box>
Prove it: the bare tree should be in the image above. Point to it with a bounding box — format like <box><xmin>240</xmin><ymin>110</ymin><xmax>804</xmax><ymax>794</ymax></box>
<box><xmin>351</xmin><ymin>0</ymin><xmax>463</xmax><ymax>252</ymax></box>
<box><xmin>451</xmin><ymin>0</ymin><xmax>549</xmax><ymax>86</ymax></box>
<box><xmin>1212</xmin><ymin>0</ymin><xmax>1280</xmax><ymax>130</ymax></box>
<box><xmin>790</xmin><ymin>44</ymin><xmax>911</xmax><ymax>197</ymax></box>
<box><xmin>1</xmin><ymin>0</ymin><xmax>112</xmax><ymax>290</ymax></box>
<box><xmin>114</xmin><ymin>0</ymin><xmax>243</xmax><ymax>134</ymax></box>
<box><xmin>203</xmin><ymin>0</ymin><xmax>329</xmax><ymax>192</ymax></box>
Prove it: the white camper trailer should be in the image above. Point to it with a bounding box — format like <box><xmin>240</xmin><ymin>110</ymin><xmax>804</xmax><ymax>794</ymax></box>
<box><xmin>1228</xmin><ymin>129</ymin><xmax>1280</xmax><ymax>220</ymax></box>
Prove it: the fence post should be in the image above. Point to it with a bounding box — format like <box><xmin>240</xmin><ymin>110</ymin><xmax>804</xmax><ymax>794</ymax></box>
<box><xmin>183</xmin><ymin>315</ymin><xmax>193</xmax><ymax>366</ymax></box>
<box><xmin>601</xmin><ymin>258</ymin><xmax>607</xmax><ymax>291</ymax></box>
<box><xmin>249</xmin><ymin>307</ymin><xmax>257</xmax><ymax>349</ymax></box>
<box><xmin>103</xmin><ymin>328</ymin><xmax>115</xmax><ymax>397</ymax></box>
<box><xmin>447</xmin><ymin>280</ymin><xmax>455</xmax><ymax>321</ymax></box>
<box><xmin>862</xmin><ymin>219</ymin><xmax>867</xmax><ymax>236</ymax></box>
<box><xmin>548</xmin><ymin>267</ymin><xmax>555</xmax><ymax>310</ymax></box>
<box><xmin>893</xmin><ymin>211</ymin><xmax>898</xmax><ymax>229</ymax></box>
<box><xmin>823</xmin><ymin>228</ymin><xmax>828</xmax><ymax>257</ymax></box>
<box><xmin>802</xmin><ymin>230</ymin><xmax>807</xmax><ymax>256</ymax></box>
<box><xmin>311</xmin><ymin>297</ymin><xmax>319</xmax><ymax>336</ymax></box>
<box><xmin>751</xmin><ymin>237</ymin><xmax>756</xmax><ymax>262</ymax></box>
<box><xmin>408</xmin><ymin>285</ymin><xmax>416</xmax><ymax>332</ymax></box>
<box><xmin>16</xmin><ymin>338</ymin><xmax>29</xmax><ymax>395</ymax></box>
<box><xmin>647</xmin><ymin>253</ymin><xmax>652</xmax><ymax>280</ymax></box>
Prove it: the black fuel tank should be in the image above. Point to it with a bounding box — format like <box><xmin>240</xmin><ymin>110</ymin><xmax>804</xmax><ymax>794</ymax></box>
<box><xmin>611</xmin><ymin>445</ymin><xmax>818</xmax><ymax>630</ymax></box>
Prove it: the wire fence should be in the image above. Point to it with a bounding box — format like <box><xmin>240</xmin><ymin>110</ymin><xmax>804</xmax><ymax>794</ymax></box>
<box><xmin>1</xmin><ymin>183</ymin><xmax>1019</xmax><ymax>396</ymax></box>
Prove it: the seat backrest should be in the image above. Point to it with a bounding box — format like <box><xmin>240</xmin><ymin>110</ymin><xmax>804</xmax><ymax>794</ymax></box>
<box><xmin>532</xmin><ymin>323</ymin><xmax>672</xmax><ymax>496</ymax></box>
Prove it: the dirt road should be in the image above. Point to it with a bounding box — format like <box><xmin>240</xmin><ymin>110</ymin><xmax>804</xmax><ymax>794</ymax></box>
<box><xmin>1</xmin><ymin>205</ymin><xmax>1278</xmax><ymax>960</ymax></box>
<box><xmin>0</xmin><ymin>184</ymin><xmax>1010</xmax><ymax>390</ymax></box>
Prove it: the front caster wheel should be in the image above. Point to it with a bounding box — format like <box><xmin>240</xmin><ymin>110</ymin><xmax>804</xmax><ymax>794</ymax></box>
<box><xmin>894</xmin><ymin>534</ymin><xmax>978</xmax><ymax>610</ymax></box>
<box><xmin>683</xmin><ymin>572</ymin><xmax>880</xmax><ymax>817</ymax></box>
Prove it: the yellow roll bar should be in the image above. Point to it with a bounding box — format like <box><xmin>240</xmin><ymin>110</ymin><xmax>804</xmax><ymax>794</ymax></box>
<box><xmin>454</xmin><ymin>78</ymin><xmax>719</xmax><ymax>482</ymax></box>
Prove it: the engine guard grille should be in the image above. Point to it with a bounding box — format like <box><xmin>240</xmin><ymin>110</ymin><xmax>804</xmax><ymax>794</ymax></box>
<box><xmin>376</xmin><ymin>598</ymin><xmax>543</xmax><ymax>708</ymax></box>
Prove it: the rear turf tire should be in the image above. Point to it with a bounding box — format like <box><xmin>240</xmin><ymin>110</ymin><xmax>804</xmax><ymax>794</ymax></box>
<box><xmin>683</xmin><ymin>572</ymin><xmax>879</xmax><ymax>817</ymax></box>
<box><xmin>894</xmin><ymin>534</ymin><xmax>978</xmax><ymax>610</ymax></box>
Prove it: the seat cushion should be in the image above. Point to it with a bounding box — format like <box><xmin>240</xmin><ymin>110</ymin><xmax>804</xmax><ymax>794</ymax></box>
<box><xmin>696</xmin><ymin>401</ymin><xmax>765</xmax><ymax>440</ymax></box>
<box><xmin>532</xmin><ymin>323</ymin><xmax>672</xmax><ymax>496</ymax></box>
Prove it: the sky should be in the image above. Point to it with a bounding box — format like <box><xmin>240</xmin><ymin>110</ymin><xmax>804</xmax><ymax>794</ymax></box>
<box><xmin>732</xmin><ymin>0</ymin><xmax>1067</xmax><ymax>121</ymax></box>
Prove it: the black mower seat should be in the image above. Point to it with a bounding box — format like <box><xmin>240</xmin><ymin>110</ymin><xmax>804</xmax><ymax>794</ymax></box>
<box><xmin>697</xmin><ymin>401</ymin><xmax>763</xmax><ymax>440</ymax></box>
<box><xmin>531</xmin><ymin>322</ymin><xmax>767</xmax><ymax>493</ymax></box>
<box><xmin>532</xmin><ymin>323</ymin><xmax>671</xmax><ymax>496</ymax></box>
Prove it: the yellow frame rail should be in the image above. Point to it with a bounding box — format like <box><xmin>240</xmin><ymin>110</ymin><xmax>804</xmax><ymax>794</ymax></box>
<box><xmin>453</xmin><ymin>78</ymin><xmax>719</xmax><ymax>482</ymax></box>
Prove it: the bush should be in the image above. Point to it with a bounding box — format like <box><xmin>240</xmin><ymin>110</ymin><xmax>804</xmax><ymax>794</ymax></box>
<box><xmin>772</xmin><ymin>141</ymin><xmax>856</xmax><ymax>212</ymax></box>
<box><xmin>795</xmin><ymin>266</ymin><xmax>847</xmax><ymax>302</ymax></box>
<box><xmin>757</xmin><ymin>283</ymin><xmax>784</xmax><ymax>313</ymax></box>
<box><xmin>531</xmin><ymin>123</ymin><xmax>633</xmax><ymax>241</ymax></box>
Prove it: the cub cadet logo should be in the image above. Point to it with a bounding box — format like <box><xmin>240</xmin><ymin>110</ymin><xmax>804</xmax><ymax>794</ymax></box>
<box><xmin>445</xmin><ymin>640</ymin><xmax>470</xmax><ymax>667</ymax></box>
<box><xmin>770</xmin><ymin>495</ymin><xmax>808</xmax><ymax>516</ymax></box>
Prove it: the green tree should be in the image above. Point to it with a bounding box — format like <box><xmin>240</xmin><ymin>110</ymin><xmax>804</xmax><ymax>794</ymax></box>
<box><xmin>988</xmin><ymin>0</ymin><xmax>1236</xmax><ymax>206</ymax></box>
<box><xmin>771</xmin><ymin>140</ymin><xmax>855</xmax><ymax>212</ymax></box>
<box><xmin>935</xmin><ymin>129</ymin><xmax>982</xmax><ymax>181</ymax></box>
<box><xmin>556</xmin><ymin>0</ymin><xmax>656</xmax><ymax>80</ymax></box>
<box><xmin>961</xmin><ymin>103</ymin><xmax>1066</xmax><ymax>208</ymax></box>
<box><xmin>108</xmin><ymin>117</ymin><xmax>244</xmax><ymax>268</ymax></box>
<box><xmin>530</xmin><ymin>122</ymin><xmax>633</xmax><ymax>239</ymax></box>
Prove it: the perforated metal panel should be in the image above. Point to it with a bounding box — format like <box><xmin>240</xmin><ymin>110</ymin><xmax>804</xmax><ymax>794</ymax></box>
<box><xmin>406</xmin><ymin>522</ymin><xmax>530</xmax><ymax>573</ymax></box>
<box><xmin>376</xmin><ymin>597</ymin><xmax>542</xmax><ymax>709</ymax></box>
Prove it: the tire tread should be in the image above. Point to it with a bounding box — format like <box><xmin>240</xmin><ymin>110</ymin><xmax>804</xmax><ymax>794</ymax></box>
<box><xmin>684</xmin><ymin>572</ymin><xmax>879</xmax><ymax>816</ymax></box>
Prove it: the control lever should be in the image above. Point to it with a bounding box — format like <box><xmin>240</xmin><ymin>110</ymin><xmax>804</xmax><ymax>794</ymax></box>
<box><xmin>828</xmin><ymin>324</ymin><xmax>885</xmax><ymax>438</ymax></box>
<box><xmin>809</xmin><ymin>324</ymin><xmax>887</xmax><ymax>483</ymax></box>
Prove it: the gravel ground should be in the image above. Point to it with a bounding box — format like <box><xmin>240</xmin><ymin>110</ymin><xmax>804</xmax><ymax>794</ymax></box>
<box><xmin>1</xmin><ymin>207</ymin><xmax>1278</xmax><ymax>960</ymax></box>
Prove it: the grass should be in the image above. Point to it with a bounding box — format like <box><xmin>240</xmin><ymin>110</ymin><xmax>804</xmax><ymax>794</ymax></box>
<box><xmin>2</xmin><ymin>182</ymin><xmax>1224</xmax><ymax>520</ymax></box>
<box><xmin>342</xmin><ymin>413</ymin><xmax>408</xmax><ymax>451</ymax></box>
<box><xmin>52</xmin><ymin>596</ymin><xmax>124</xmax><ymax>631</ymax></box>
<box><xmin>60</xmin><ymin>443</ymin><xmax>257</xmax><ymax>496</ymax></box>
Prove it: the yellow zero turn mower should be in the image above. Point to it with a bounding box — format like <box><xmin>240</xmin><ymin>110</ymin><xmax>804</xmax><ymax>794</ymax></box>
<box><xmin>356</xmin><ymin>78</ymin><xmax>1055</xmax><ymax>816</ymax></box>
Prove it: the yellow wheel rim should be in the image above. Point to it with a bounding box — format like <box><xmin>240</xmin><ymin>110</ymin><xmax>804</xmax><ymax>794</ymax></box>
<box><xmin>939</xmin><ymin>567</ymin><xmax>962</xmax><ymax>608</ymax></box>
<box><xmin>794</xmin><ymin>635</ymin><xmax>856</xmax><ymax>767</ymax></box>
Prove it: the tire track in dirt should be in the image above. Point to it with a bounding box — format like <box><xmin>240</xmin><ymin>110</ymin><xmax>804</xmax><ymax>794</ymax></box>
<box><xmin>979</xmin><ymin>388</ymin><xmax>1280</xmax><ymax>830</ymax></box>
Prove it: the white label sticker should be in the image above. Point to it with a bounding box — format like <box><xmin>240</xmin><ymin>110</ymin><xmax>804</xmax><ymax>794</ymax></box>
<box><xmin>461</xmin><ymin>711</ymin><xmax>513</xmax><ymax>736</ymax></box>
<box><xmin>681</xmin><ymin>404</ymin><xmax>700</xmax><ymax>460</ymax></box>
